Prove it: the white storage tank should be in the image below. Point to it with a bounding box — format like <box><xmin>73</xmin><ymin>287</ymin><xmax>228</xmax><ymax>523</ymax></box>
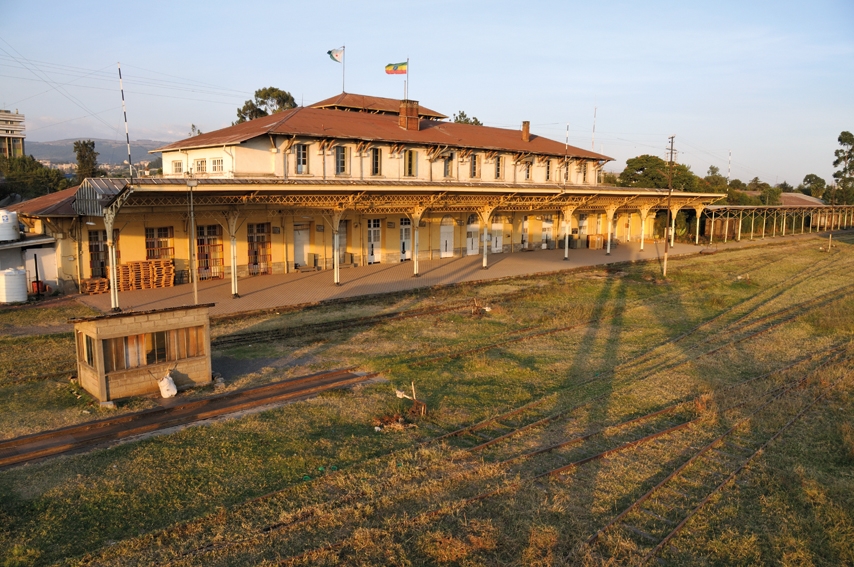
<box><xmin>0</xmin><ymin>268</ymin><xmax>27</xmax><ymax>303</ymax></box>
<box><xmin>0</xmin><ymin>210</ymin><xmax>20</xmax><ymax>242</ymax></box>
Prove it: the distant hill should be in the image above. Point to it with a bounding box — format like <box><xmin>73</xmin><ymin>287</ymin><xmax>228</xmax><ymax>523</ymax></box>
<box><xmin>24</xmin><ymin>139</ymin><xmax>171</xmax><ymax>165</ymax></box>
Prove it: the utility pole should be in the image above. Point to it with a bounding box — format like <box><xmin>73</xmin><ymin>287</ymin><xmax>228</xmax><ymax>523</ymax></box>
<box><xmin>727</xmin><ymin>150</ymin><xmax>731</xmax><ymax>183</ymax></box>
<box><xmin>663</xmin><ymin>136</ymin><xmax>675</xmax><ymax>278</ymax></box>
<box><xmin>187</xmin><ymin>176</ymin><xmax>199</xmax><ymax>306</ymax></box>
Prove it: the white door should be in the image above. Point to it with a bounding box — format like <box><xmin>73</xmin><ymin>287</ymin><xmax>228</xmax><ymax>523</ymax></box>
<box><xmin>440</xmin><ymin>216</ymin><xmax>454</xmax><ymax>258</ymax></box>
<box><xmin>293</xmin><ymin>226</ymin><xmax>309</xmax><ymax>267</ymax></box>
<box><xmin>399</xmin><ymin>218</ymin><xmax>412</xmax><ymax>261</ymax></box>
<box><xmin>491</xmin><ymin>222</ymin><xmax>503</xmax><ymax>253</ymax></box>
<box><xmin>522</xmin><ymin>216</ymin><xmax>529</xmax><ymax>249</ymax></box>
<box><xmin>542</xmin><ymin>215</ymin><xmax>554</xmax><ymax>246</ymax></box>
<box><xmin>578</xmin><ymin>215</ymin><xmax>588</xmax><ymax>238</ymax></box>
<box><xmin>367</xmin><ymin>219</ymin><xmax>381</xmax><ymax>264</ymax></box>
<box><xmin>338</xmin><ymin>220</ymin><xmax>348</xmax><ymax>262</ymax></box>
<box><xmin>466</xmin><ymin>215</ymin><xmax>479</xmax><ymax>255</ymax></box>
<box><xmin>25</xmin><ymin>248</ymin><xmax>58</xmax><ymax>288</ymax></box>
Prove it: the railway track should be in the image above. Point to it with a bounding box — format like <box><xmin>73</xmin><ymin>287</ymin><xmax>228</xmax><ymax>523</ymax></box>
<box><xmin>580</xmin><ymin>363</ymin><xmax>852</xmax><ymax>565</ymax></box>
<box><xmin>1</xmin><ymin>239</ymin><xmax>828</xmax><ymax>387</ymax></box>
<box><xmin>65</xmin><ymin>242</ymin><xmax>853</xmax><ymax>566</ymax></box>
<box><xmin>263</xmin><ymin>350</ymin><xmax>852</xmax><ymax>567</ymax></box>
<box><xmin>0</xmin><ymin>368</ymin><xmax>376</xmax><ymax>470</ymax></box>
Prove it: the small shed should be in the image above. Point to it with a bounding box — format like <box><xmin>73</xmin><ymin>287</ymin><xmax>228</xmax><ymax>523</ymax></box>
<box><xmin>70</xmin><ymin>304</ymin><xmax>214</xmax><ymax>403</ymax></box>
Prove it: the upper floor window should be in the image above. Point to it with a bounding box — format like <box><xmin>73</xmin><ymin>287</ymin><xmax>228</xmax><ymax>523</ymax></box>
<box><xmin>295</xmin><ymin>144</ymin><xmax>309</xmax><ymax>174</ymax></box>
<box><xmin>581</xmin><ymin>161</ymin><xmax>588</xmax><ymax>182</ymax></box>
<box><xmin>495</xmin><ymin>157</ymin><xmax>502</xmax><ymax>180</ymax></box>
<box><xmin>470</xmin><ymin>155</ymin><xmax>480</xmax><ymax>179</ymax></box>
<box><xmin>545</xmin><ymin>159</ymin><xmax>551</xmax><ymax>181</ymax></box>
<box><xmin>371</xmin><ymin>148</ymin><xmax>382</xmax><ymax>176</ymax></box>
<box><xmin>524</xmin><ymin>162</ymin><xmax>531</xmax><ymax>180</ymax></box>
<box><xmin>443</xmin><ymin>152</ymin><xmax>455</xmax><ymax>178</ymax></box>
<box><xmin>334</xmin><ymin>146</ymin><xmax>348</xmax><ymax>175</ymax></box>
<box><xmin>194</xmin><ymin>159</ymin><xmax>206</xmax><ymax>174</ymax></box>
<box><xmin>172</xmin><ymin>160</ymin><xmax>183</xmax><ymax>174</ymax></box>
<box><xmin>211</xmin><ymin>158</ymin><xmax>223</xmax><ymax>173</ymax></box>
<box><xmin>405</xmin><ymin>150</ymin><xmax>417</xmax><ymax>177</ymax></box>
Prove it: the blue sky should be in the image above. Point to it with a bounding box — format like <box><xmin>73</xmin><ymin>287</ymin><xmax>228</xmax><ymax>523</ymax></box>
<box><xmin>1</xmin><ymin>0</ymin><xmax>852</xmax><ymax>185</ymax></box>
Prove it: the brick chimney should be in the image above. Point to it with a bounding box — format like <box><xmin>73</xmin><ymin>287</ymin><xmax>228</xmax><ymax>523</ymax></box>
<box><xmin>522</xmin><ymin>121</ymin><xmax>530</xmax><ymax>142</ymax></box>
<box><xmin>399</xmin><ymin>99</ymin><xmax>420</xmax><ymax>131</ymax></box>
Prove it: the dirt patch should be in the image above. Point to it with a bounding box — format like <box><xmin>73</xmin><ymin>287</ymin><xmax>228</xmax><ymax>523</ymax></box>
<box><xmin>211</xmin><ymin>355</ymin><xmax>317</xmax><ymax>380</ymax></box>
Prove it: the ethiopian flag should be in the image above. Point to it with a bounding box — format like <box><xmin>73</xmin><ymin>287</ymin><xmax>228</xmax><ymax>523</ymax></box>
<box><xmin>385</xmin><ymin>62</ymin><xmax>407</xmax><ymax>75</ymax></box>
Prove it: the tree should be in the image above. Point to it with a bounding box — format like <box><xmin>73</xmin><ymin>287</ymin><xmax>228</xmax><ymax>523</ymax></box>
<box><xmin>188</xmin><ymin>124</ymin><xmax>203</xmax><ymax>137</ymax></box>
<box><xmin>74</xmin><ymin>140</ymin><xmax>104</xmax><ymax>181</ymax></box>
<box><xmin>0</xmin><ymin>155</ymin><xmax>69</xmax><ymax>199</ymax></box>
<box><xmin>701</xmin><ymin>165</ymin><xmax>728</xmax><ymax>192</ymax></box>
<box><xmin>728</xmin><ymin>179</ymin><xmax>747</xmax><ymax>191</ymax></box>
<box><xmin>802</xmin><ymin>174</ymin><xmax>826</xmax><ymax>199</ymax></box>
<box><xmin>452</xmin><ymin>111</ymin><xmax>483</xmax><ymax>126</ymax></box>
<box><xmin>832</xmin><ymin>131</ymin><xmax>854</xmax><ymax>205</ymax></box>
<box><xmin>234</xmin><ymin>87</ymin><xmax>296</xmax><ymax>124</ymax></box>
<box><xmin>618</xmin><ymin>154</ymin><xmax>699</xmax><ymax>191</ymax></box>
<box><xmin>777</xmin><ymin>181</ymin><xmax>794</xmax><ymax>192</ymax></box>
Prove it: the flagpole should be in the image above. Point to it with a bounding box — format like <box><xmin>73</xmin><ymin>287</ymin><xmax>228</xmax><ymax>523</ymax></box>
<box><xmin>406</xmin><ymin>57</ymin><xmax>410</xmax><ymax>99</ymax></box>
<box><xmin>342</xmin><ymin>45</ymin><xmax>346</xmax><ymax>92</ymax></box>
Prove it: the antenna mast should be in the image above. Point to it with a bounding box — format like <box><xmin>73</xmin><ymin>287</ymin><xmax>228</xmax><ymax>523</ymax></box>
<box><xmin>117</xmin><ymin>62</ymin><xmax>132</xmax><ymax>184</ymax></box>
<box><xmin>591</xmin><ymin>106</ymin><xmax>597</xmax><ymax>150</ymax></box>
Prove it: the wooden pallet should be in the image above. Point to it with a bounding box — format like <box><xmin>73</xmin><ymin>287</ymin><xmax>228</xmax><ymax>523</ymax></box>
<box><xmin>80</xmin><ymin>278</ymin><xmax>110</xmax><ymax>295</ymax></box>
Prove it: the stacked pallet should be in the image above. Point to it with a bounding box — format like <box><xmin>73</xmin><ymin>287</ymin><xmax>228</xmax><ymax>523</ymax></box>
<box><xmin>150</xmin><ymin>259</ymin><xmax>175</xmax><ymax>289</ymax></box>
<box><xmin>112</xmin><ymin>260</ymin><xmax>175</xmax><ymax>292</ymax></box>
<box><xmin>80</xmin><ymin>278</ymin><xmax>110</xmax><ymax>295</ymax></box>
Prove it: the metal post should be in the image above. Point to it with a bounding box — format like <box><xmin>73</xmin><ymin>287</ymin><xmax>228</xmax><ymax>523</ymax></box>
<box><xmin>772</xmin><ymin>211</ymin><xmax>777</xmax><ymax>237</ymax></box>
<box><xmin>482</xmin><ymin>223</ymin><xmax>488</xmax><ymax>269</ymax></box>
<box><xmin>737</xmin><ymin>211</ymin><xmax>742</xmax><ymax>241</ymax></box>
<box><xmin>606</xmin><ymin>210</ymin><xmax>614</xmax><ymax>256</ymax></box>
<box><xmin>710</xmin><ymin>210</ymin><xmax>716</xmax><ymax>245</ymax></box>
<box><xmin>640</xmin><ymin>213</ymin><xmax>647</xmax><ymax>251</ymax></box>
<box><xmin>695</xmin><ymin>211</ymin><xmax>701</xmax><ymax>245</ymax></box>
<box><xmin>663</xmin><ymin>188</ymin><xmax>673</xmax><ymax>276</ymax></box>
<box><xmin>413</xmin><ymin>222</ymin><xmax>420</xmax><ymax>276</ymax></box>
<box><xmin>332</xmin><ymin>231</ymin><xmax>340</xmax><ymax>285</ymax></box>
<box><xmin>230</xmin><ymin>233</ymin><xmax>238</xmax><ymax>297</ymax></box>
<box><xmin>762</xmin><ymin>213</ymin><xmax>766</xmax><ymax>239</ymax></box>
<box><xmin>782</xmin><ymin>212</ymin><xmax>786</xmax><ymax>236</ymax></box>
<box><xmin>801</xmin><ymin>211</ymin><xmax>805</xmax><ymax>234</ymax></box>
<box><xmin>670</xmin><ymin>211</ymin><xmax>676</xmax><ymax>248</ymax></box>
<box><xmin>750</xmin><ymin>211</ymin><xmax>755</xmax><ymax>240</ymax></box>
<box><xmin>188</xmin><ymin>179</ymin><xmax>198</xmax><ymax>306</ymax></box>
<box><xmin>724</xmin><ymin>216</ymin><xmax>729</xmax><ymax>243</ymax></box>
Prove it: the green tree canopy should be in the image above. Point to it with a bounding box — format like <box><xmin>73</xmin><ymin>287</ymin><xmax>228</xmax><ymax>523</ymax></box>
<box><xmin>234</xmin><ymin>87</ymin><xmax>296</xmax><ymax>124</ymax></box>
<box><xmin>0</xmin><ymin>155</ymin><xmax>70</xmax><ymax>199</ymax></box>
<box><xmin>452</xmin><ymin>111</ymin><xmax>483</xmax><ymax>126</ymax></box>
<box><xmin>777</xmin><ymin>181</ymin><xmax>794</xmax><ymax>192</ymax></box>
<box><xmin>701</xmin><ymin>164</ymin><xmax>728</xmax><ymax>192</ymax></box>
<box><xmin>832</xmin><ymin>131</ymin><xmax>854</xmax><ymax>205</ymax></box>
<box><xmin>728</xmin><ymin>179</ymin><xmax>747</xmax><ymax>191</ymax></box>
<box><xmin>74</xmin><ymin>140</ymin><xmax>104</xmax><ymax>181</ymax></box>
<box><xmin>618</xmin><ymin>154</ymin><xmax>699</xmax><ymax>191</ymax></box>
<box><xmin>802</xmin><ymin>174</ymin><xmax>826</xmax><ymax>199</ymax></box>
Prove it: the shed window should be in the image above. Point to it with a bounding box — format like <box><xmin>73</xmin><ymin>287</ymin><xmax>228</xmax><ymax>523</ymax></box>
<box><xmin>102</xmin><ymin>326</ymin><xmax>206</xmax><ymax>374</ymax></box>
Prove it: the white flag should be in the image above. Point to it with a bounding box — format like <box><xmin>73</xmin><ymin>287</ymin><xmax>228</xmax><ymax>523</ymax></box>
<box><xmin>327</xmin><ymin>48</ymin><xmax>344</xmax><ymax>63</ymax></box>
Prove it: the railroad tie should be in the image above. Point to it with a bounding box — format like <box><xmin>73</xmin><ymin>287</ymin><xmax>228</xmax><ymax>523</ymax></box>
<box><xmin>621</xmin><ymin>523</ymin><xmax>660</xmax><ymax>543</ymax></box>
<box><xmin>639</xmin><ymin>508</ymin><xmax>676</xmax><ymax>525</ymax></box>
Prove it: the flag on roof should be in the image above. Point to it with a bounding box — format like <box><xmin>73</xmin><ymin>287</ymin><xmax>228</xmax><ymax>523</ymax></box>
<box><xmin>385</xmin><ymin>62</ymin><xmax>407</xmax><ymax>75</ymax></box>
<box><xmin>327</xmin><ymin>47</ymin><xmax>344</xmax><ymax>63</ymax></box>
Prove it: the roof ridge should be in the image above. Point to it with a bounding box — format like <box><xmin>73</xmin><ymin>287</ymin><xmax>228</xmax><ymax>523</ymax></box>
<box><xmin>266</xmin><ymin>106</ymin><xmax>304</xmax><ymax>133</ymax></box>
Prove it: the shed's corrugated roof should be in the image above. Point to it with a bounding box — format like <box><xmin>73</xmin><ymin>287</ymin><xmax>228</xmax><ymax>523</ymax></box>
<box><xmin>7</xmin><ymin>185</ymin><xmax>79</xmax><ymax>217</ymax></box>
<box><xmin>153</xmin><ymin>106</ymin><xmax>612</xmax><ymax>161</ymax></box>
<box><xmin>309</xmin><ymin>93</ymin><xmax>447</xmax><ymax>119</ymax></box>
<box><xmin>738</xmin><ymin>191</ymin><xmax>826</xmax><ymax>206</ymax></box>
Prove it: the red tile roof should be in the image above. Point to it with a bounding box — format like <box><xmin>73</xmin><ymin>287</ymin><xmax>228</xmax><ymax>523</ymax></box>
<box><xmin>309</xmin><ymin>92</ymin><xmax>447</xmax><ymax>119</ymax></box>
<box><xmin>153</xmin><ymin>105</ymin><xmax>612</xmax><ymax>162</ymax></box>
<box><xmin>8</xmin><ymin>185</ymin><xmax>79</xmax><ymax>217</ymax></box>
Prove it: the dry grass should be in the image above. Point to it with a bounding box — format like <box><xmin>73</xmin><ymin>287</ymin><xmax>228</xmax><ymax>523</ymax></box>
<box><xmin>1</xmin><ymin>237</ymin><xmax>853</xmax><ymax>566</ymax></box>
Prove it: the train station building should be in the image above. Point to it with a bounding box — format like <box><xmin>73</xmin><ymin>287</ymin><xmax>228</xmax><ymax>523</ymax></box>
<box><xmin>20</xmin><ymin>92</ymin><xmax>851</xmax><ymax>306</ymax></box>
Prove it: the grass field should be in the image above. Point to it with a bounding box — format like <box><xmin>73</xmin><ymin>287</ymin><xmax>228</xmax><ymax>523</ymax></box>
<box><xmin>1</xmin><ymin>235</ymin><xmax>853</xmax><ymax>566</ymax></box>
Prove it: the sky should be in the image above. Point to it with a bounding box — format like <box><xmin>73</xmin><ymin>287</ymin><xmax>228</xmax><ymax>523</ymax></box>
<box><xmin>1</xmin><ymin>0</ymin><xmax>852</xmax><ymax>185</ymax></box>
